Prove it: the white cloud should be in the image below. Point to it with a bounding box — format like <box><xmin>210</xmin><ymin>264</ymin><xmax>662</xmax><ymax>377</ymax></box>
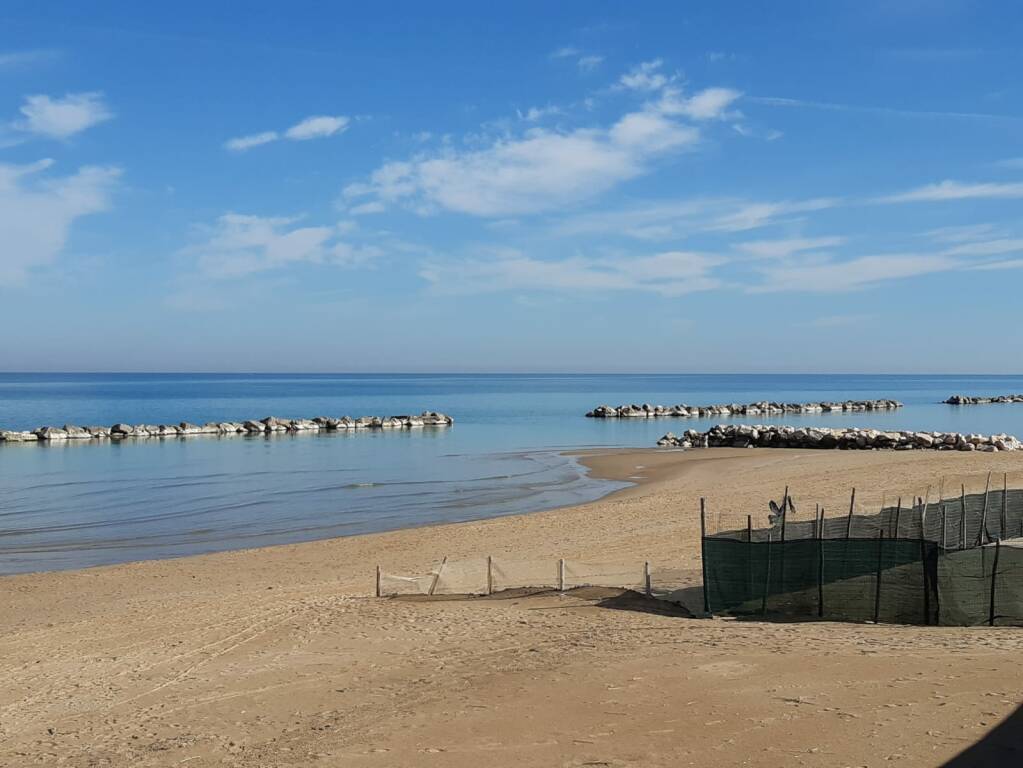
<box><xmin>555</xmin><ymin>197</ymin><xmax>839</xmax><ymax>240</ymax></box>
<box><xmin>0</xmin><ymin>159</ymin><xmax>119</xmax><ymax>284</ymax></box>
<box><xmin>550</xmin><ymin>47</ymin><xmax>580</xmax><ymax>59</ymax></box>
<box><xmin>421</xmin><ymin>248</ymin><xmax>724</xmax><ymax>296</ymax></box>
<box><xmin>284</xmin><ymin>115</ymin><xmax>349</xmax><ymax>141</ymax></box>
<box><xmin>225</xmin><ymin>114</ymin><xmax>349</xmax><ymax>151</ymax></box>
<box><xmin>995</xmin><ymin>157</ymin><xmax>1023</xmax><ymax>170</ymax></box>
<box><xmin>0</xmin><ymin>49</ymin><xmax>59</xmax><ymax>69</ymax></box>
<box><xmin>619</xmin><ymin>59</ymin><xmax>669</xmax><ymax>91</ymax></box>
<box><xmin>942</xmin><ymin>238</ymin><xmax>1023</xmax><ymax>257</ymax></box>
<box><xmin>659</xmin><ymin>87</ymin><xmax>742</xmax><ymax>120</ymax></box>
<box><xmin>224</xmin><ymin>131</ymin><xmax>279</xmax><ymax>152</ymax></box>
<box><xmin>877</xmin><ymin>179</ymin><xmax>1023</xmax><ymax>203</ymax></box>
<box><xmin>750</xmin><ymin>253</ymin><xmax>959</xmax><ymax>293</ymax></box>
<box><xmin>736</xmin><ymin>236</ymin><xmax>845</xmax><ymax>259</ymax></box>
<box><xmin>577</xmin><ymin>55</ymin><xmax>603</xmax><ymax>72</ymax></box>
<box><xmin>343</xmin><ymin>101</ymin><xmax>706</xmax><ymax>217</ymax></box>
<box><xmin>15</xmin><ymin>92</ymin><xmax>112</xmax><ymax>139</ymax></box>
<box><xmin>921</xmin><ymin>223</ymin><xmax>1002</xmax><ymax>243</ymax></box>
<box><xmin>182</xmin><ymin>214</ymin><xmax>380</xmax><ymax>278</ymax></box>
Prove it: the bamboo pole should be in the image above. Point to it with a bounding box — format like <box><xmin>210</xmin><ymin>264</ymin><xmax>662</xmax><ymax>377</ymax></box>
<box><xmin>746</xmin><ymin>514</ymin><xmax>753</xmax><ymax>600</ymax></box>
<box><xmin>894</xmin><ymin>497</ymin><xmax>902</xmax><ymax>539</ymax></box>
<box><xmin>921</xmin><ymin>486</ymin><xmax>931</xmax><ymax>541</ymax></box>
<box><xmin>375</xmin><ymin>565</ymin><xmax>381</xmax><ymax>598</ymax></box>
<box><xmin>644</xmin><ymin>561</ymin><xmax>652</xmax><ymax>598</ymax></box>
<box><xmin>558</xmin><ymin>558</ymin><xmax>565</xmax><ymax>592</ymax></box>
<box><xmin>486</xmin><ymin>555</ymin><xmax>493</xmax><ymax>596</ymax></box>
<box><xmin>846</xmin><ymin>487</ymin><xmax>856</xmax><ymax>539</ymax></box>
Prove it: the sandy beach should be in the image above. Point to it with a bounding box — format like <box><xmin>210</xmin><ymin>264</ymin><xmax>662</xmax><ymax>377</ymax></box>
<box><xmin>4</xmin><ymin>447</ymin><xmax>1023</xmax><ymax>767</ymax></box>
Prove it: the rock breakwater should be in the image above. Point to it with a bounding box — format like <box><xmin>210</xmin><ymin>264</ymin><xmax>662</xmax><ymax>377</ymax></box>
<box><xmin>0</xmin><ymin>412</ymin><xmax>454</xmax><ymax>444</ymax></box>
<box><xmin>944</xmin><ymin>394</ymin><xmax>1023</xmax><ymax>405</ymax></box>
<box><xmin>586</xmin><ymin>399</ymin><xmax>902</xmax><ymax>419</ymax></box>
<box><xmin>657</xmin><ymin>424</ymin><xmax>1022</xmax><ymax>452</ymax></box>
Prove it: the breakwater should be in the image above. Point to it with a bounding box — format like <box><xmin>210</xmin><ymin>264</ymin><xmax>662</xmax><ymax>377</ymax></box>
<box><xmin>945</xmin><ymin>394</ymin><xmax>1023</xmax><ymax>405</ymax></box>
<box><xmin>657</xmin><ymin>424</ymin><xmax>1022</xmax><ymax>452</ymax></box>
<box><xmin>586</xmin><ymin>399</ymin><xmax>902</xmax><ymax>418</ymax></box>
<box><xmin>0</xmin><ymin>412</ymin><xmax>454</xmax><ymax>443</ymax></box>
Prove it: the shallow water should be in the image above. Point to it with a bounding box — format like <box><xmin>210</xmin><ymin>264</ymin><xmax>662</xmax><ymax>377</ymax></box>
<box><xmin>3</xmin><ymin>373</ymin><xmax>1023</xmax><ymax>574</ymax></box>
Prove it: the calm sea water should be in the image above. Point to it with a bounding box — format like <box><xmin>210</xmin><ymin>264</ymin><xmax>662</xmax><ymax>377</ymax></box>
<box><xmin>3</xmin><ymin>373</ymin><xmax>1023</xmax><ymax>574</ymax></box>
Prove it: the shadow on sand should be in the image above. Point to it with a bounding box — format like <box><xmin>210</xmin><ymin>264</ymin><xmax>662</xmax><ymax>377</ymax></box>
<box><xmin>942</xmin><ymin>702</ymin><xmax>1023</xmax><ymax>766</ymax></box>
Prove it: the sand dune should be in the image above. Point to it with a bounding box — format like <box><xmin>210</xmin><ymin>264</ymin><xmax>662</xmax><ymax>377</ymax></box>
<box><xmin>3</xmin><ymin>447</ymin><xmax>1023</xmax><ymax>766</ymax></box>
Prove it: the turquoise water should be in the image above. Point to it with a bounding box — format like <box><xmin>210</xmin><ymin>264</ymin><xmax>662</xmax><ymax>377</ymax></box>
<box><xmin>3</xmin><ymin>373</ymin><xmax>1023</xmax><ymax>574</ymax></box>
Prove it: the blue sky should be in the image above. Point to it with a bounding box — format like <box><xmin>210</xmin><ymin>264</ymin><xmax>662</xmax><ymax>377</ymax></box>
<box><xmin>1</xmin><ymin>1</ymin><xmax>1022</xmax><ymax>372</ymax></box>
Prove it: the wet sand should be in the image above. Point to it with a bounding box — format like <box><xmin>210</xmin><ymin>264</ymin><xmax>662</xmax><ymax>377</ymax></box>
<box><xmin>3</xmin><ymin>447</ymin><xmax>1023</xmax><ymax>766</ymax></box>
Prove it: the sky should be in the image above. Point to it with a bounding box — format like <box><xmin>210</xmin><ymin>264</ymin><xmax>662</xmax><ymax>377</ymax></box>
<box><xmin>1</xmin><ymin>0</ymin><xmax>1022</xmax><ymax>373</ymax></box>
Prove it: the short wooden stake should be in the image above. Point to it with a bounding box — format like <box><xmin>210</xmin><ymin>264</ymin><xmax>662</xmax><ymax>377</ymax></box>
<box><xmin>375</xmin><ymin>565</ymin><xmax>381</xmax><ymax>598</ymax></box>
<box><xmin>644</xmin><ymin>561</ymin><xmax>652</xmax><ymax>597</ymax></box>
<box><xmin>558</xmin><ymin>558</ymin><xmax>565</xmax><ymax>591</ymax></box>
<box><xmin>941</xmin><ymin>504</ymin><xmax>948</xmax><ymax>549</ymax></box>
<box><xmin>486</xmin><ymin>555</ymin><xmax>493</xmax><ymax>595</ymax></box>
<box><xmin>921</xmin><ymin>486</ymin><xmax>931</xmax><ymax>540</ymax></box>
<box><xmin>846</xmin><ymin>487</ymin><xmax>856</xmax><ymax>539</ymax></box>
<box><xmin>746</xmin><ymin>514</ymin><xmax>754</xmax><ymax>598</ymax></box>
<box><xmin>894</xmin><ymin>497</ymin><xmax>902</xmax><ymax>539</ymax></box>
<box><xmin>990</xmin><ymin>539</ymin><xmax>1001</xmax><ymax>627</ymax></box>
<box><xmin>428</xmin><ymin>556</ymin><xmax>447</xmax><ymax>596</ymax></box>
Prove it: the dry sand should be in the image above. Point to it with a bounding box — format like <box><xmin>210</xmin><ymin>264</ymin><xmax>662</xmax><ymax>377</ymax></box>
<box><xmin>3</xmin><ymin>447</ymin><xmax>1023</xmax><ymax>767</ymax></box>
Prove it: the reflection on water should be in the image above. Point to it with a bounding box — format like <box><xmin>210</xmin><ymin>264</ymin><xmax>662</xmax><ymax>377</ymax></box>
<box><xmin>3</xmin><ymin>372</ymin><xmax>1023</xmax><ymax>575</ymax></box>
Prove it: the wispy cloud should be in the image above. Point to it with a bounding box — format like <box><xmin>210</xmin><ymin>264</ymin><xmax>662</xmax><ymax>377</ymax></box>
<box><xmin>736</xmin><ymin>236</ymin><xmax>845</xmax><ymax>259</ymax></box>
<box><xmin>225</xmin><ymin>114</ymin><xmax>350</xmax><ymax>152</ymax></box>
<box><xmin>0</xmin><ymin>49</ymin><xmax>60</xmax><ymax>69</ymax></box>
<box><xmin>180</xmin><ymin>213</ymin><xmax>379</xmax><ymax>278</ymax></box>
<box><xmin>658</xmin><ymin>86</ymin><xmax>742</xmax><ymax>120</ymax></box>
<box><xmin>421</xmin><ymin>248</ymin><xmax>724</xmax><ymax>296</ymax></box>
<box><xmin>13</xmin><ymin>92</ymin><xmax>113</xmax><ymax>139</ymax></box>
<box><xmin>751</xmin><ymin>95</ymin><xmax>1023</xmax><ymax>124</ymax></box>
<box><xmin>619</xmin><ymin>59</ymin><xmax>670</xmax><ymax>91</ymax></box>
<box><xmin>577</xmin><ymin>55</ymin><xmax>603</xmax><ymax>72</ymax></box>
<box><xmin>750</xmin><ymin>253</ymin><xmax>959</xmax><ymax>293</ymax></box>
<box><xmin>550</xmin><ymin>46</ymin><xmax>580</xmax><ymax>59</ymax></box>
<box><xmin>0</xmin><ymin>159</ymin><xmax>120</xmax><ymax>284</ymax></box>
<box><xmin>877</xmin><ymin>179</ymin><xmax>1023</xmax><ymax>203</ymax></box>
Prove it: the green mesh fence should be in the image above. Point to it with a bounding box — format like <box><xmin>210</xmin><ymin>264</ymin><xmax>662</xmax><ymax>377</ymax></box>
<box><xmin>703</xmin><ymin>485</ymin><xmax>1023</xmax><ymax>626</ymax></box>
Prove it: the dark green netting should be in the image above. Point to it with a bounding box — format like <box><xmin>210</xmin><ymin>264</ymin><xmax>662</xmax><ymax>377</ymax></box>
<box><xmin>704</xmin><ymin>486</ymin><xmax>1023</xmax><ymax>626</ymax></box>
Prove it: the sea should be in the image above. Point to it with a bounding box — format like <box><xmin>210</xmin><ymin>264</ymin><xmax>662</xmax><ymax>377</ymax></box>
<box><xmin>3</xmin><ymin>372</ymin><xmax>1023</xmax><ymax>574</ymax></box>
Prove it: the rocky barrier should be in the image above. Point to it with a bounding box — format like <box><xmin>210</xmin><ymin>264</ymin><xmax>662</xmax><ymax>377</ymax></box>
<box><xmin>944</xmin><ymin>394</ymin><xmax>1023</xmax><ymax>405</ymax></box>
<box><xmin>0</xmin><ymin>412</ymin><xmax>454</xmax><ymax>443</ymax></box>
<box><xmin>657</xmin><ymin>424</ymin><xmax>1022</xmax><ymax>452</ymax></box>
<box><xmin>586</xmin><ymin>399</ymin><xmax>902</xmax><ymax>418</ymax></box>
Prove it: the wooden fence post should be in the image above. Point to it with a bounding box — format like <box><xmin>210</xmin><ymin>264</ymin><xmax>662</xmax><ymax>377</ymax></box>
<box><xmin>846</xmin><ymin>487</ymin><xmax>856</xmax><ymax>539</ymax></box>
<box><xmin>700</xmin><ymin>498</ymin><xmax>709</xmax><ymax>615</ymax></box>
<box><xmin>1001</xmin><ymin>474</ymin><xmax>1008</xmax><ymax>541</ymax></box>
<box><xmin>817</xmin><ymin>506</ymin><xmax>825</xmax><ymax>618</ymax></box>
<box><xmin>375</xmin><ymin>565</ymin><xmax>381</xmax><ymax>598</ymax></box>
<box><xmin>960</xmin><ymin>485</ymin><xmax>967</xmax><ymax>550</ymax></box>
<box><xmin>558</xmin><ymin>558</ymin><xmax>565</xmax><ymax>592</ymax></box>
<box><xmin>746</xmin><ymin>514</ymin><xmax>753</xmax><ymax>599</ymax></box>
<box><xmin>761</xmin><ymin>532</ymin><xmax>773</xmax><ymax>616</ymax></box>
<box><xmin>486</xmin><ymin>555</ymin><xmax>493</xmax><ymax>596</ymax></box>
<box><xmin>894</xmin><ymin>497</ymin><xmax>902</xmax><ymax>539</ymax></box>
<box><xmin>979</xmin><ymin>472</ymin><xmax>992</xmax><ymax>546</ymax></box>
<box><xmin>644</xmin><ymin>561</ymin><xmax>652</xmax><ymax>597</ymax></box>
<box><xmin>873</xmin><ymin>530</ymin><xmax>884</xmax><ymax>624</ymax></box>
<box><xmin>989</xmin><ymin>539</ymin><xmax>1001</xmax><ymax>627</ymax></box>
